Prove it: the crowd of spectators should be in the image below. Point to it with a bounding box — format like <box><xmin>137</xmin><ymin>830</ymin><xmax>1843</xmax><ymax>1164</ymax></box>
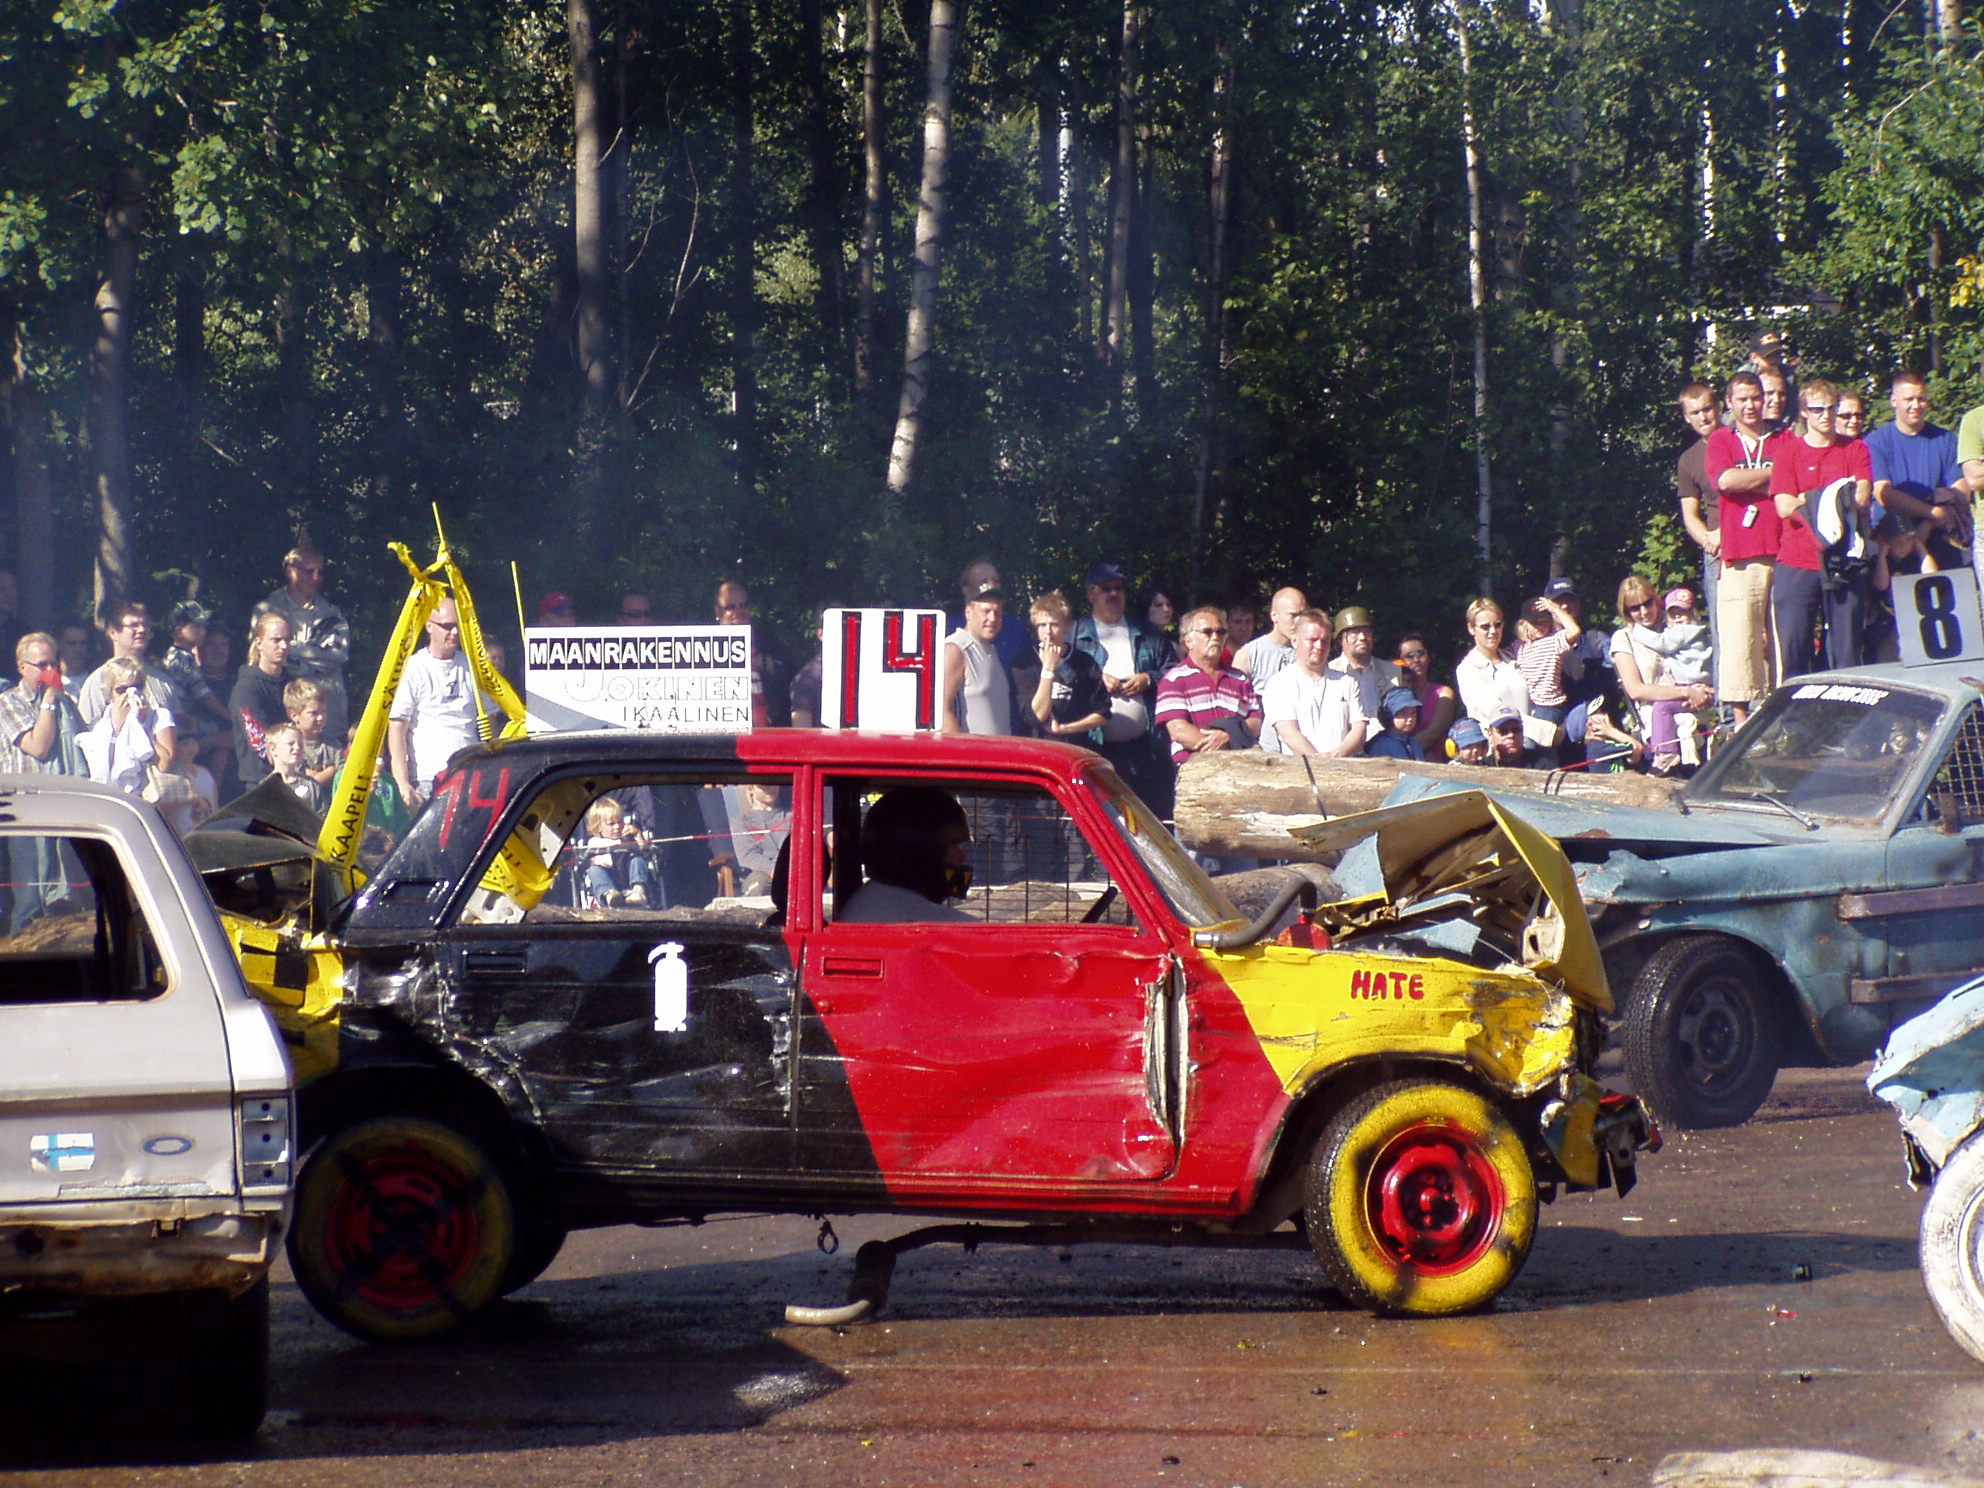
<box><xmin>5</xmin><ymin>341</ymin><xmax>1980</xmax><ymax>837</ymax></box>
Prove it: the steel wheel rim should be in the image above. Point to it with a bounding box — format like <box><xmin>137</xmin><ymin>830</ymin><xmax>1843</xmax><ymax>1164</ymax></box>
<box><xmin>325</xmin><ymin>1146</ymin><xmax>484</xmax><ymax>1312</ymax></box>
<box><xmin>1675</xmin><ymin>980</ymin><xmax>1753</xmax><ymax>1088</ymax></box>
<box><xmin>1366</xmin><ymin>1123</ymin><xmax>1505</xmax><ymax>1275</ymax></box>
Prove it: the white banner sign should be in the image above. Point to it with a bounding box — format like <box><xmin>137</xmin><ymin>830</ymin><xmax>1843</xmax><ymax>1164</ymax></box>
<box><xmin>524</xmin><ymin>626</ymin><xmax>754</xmax><ymax>733</ymax></box>
<box><xmin>821</xmin><ymin>608</ymin><xmax>945</xmax><ymax>731</ymax></box>
<box><xmin>1895</xmin><ymin>571</ymin><xmax>1984</xmax><ymax>668</ymax></box>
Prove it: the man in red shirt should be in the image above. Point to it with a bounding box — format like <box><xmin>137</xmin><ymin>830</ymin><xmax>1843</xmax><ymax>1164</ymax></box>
<box><xmin>1768</xmin><ymin>378</ymin><xmax>1873</xmax><ymax>675</ymax></box>
<box><xmin>1706</xmin><ymin>371</ymin><xmax>1779</xmax><ymax>723</ymax></box>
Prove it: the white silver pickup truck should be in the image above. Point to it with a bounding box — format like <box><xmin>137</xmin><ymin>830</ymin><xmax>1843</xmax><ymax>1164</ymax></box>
<box><xmin>0</xmin><ymin>776</ymin><xmax>292</xmax><ymax>1437</ymax></box>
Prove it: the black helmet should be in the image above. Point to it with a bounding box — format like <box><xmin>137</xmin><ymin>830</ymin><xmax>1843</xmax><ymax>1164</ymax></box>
<box><xmin>860</xmin><ymin>787</ymin><xmax>972</xmax><ymax>903</ymax></box>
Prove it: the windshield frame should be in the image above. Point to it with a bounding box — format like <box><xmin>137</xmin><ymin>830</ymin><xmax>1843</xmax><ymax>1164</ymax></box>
<box><xmin>1081</xmin><ymin>763</ymin><xmax>1241</xmax><ymax>931</ymax></box>
<box><xmin>1682</xmin><ymin>677</ymin><xmax>1950</xmax><ymax>829</ymax></box>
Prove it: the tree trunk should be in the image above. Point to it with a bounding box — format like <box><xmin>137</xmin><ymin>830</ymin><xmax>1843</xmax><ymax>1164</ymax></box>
<box><xmin>1099</xmin><ymin>0</ymin><xmax>1143</xmax><ymax>379</ymax></box>
<box><xmin>1128</xmin><ymin>112</ymin><xmax>1157</xmax><ymax>412</ymax></box>
<box><xmin>855</xmin><ymin>0</ymin><xmax>885</xmax><ymax>398</ymax></box>
<box><xmin>1172</xmin><ymin>751</ymin><xmax>1681</xmax><ymax>859</ymax></box>
<box><xmin>1936</xmin><ymin>0</ymin><xmax>1962</xmax><ymax>44</ymax></box>
<box><xmin>88</xmin><ymin>162</ymin><xmax>144</xmax><ymax>619</ymax></box>
<box><xmin>274</xmin><ymin>276</ymin><xmax>315</xmax><ymax>503</ymax></box>
<box><xmin>363</xmin><ymin>249</ymin><xmax>404</xmax><ymax>507</ymax></box>
<box><xmin>174</xmin><ymin>259</ymin><xmax>206</xmax><ymax>438</ymax></box>
<box><xmin>570</xmin><ymin>0</ymin><xmax>618</xmax><ymax>418</ymax></box>
<box><xmin>3</xmin><ymin>315</ymin><xmax>54</xmax><ymax>630</ymax></box>
<box><xmin>799</xmin><ymin>0</ymin><xmax>848</xmax><ymax>392</ymax></box>
<box><xmin>1068</xmin><ymin>64</ymin><xmax>1094</xmax><ymax>351</ymax></box>
<box><xmin>882</xmin><ymin>0</ymin><xmax>961</xmax><ymax>531</ymax></box>
<box><xmin>729</xmin><ymin>0</ymin><xmax>760</xmax><ymax>490</ymax></box>
<box><xmin>1457</xmin><ymin>4</ymin><xmax>1495</xmax><ymax>594</ymax></box>
<box><xmin>1191</xmin><ymin>37</ymin><xmax>1236</xmax><ymax>586</ymax></box>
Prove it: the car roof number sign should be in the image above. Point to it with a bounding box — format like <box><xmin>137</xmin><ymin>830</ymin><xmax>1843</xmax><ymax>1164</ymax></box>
<box><xmin>1896</xmin><ymin>571</ymin><xmax>1984</xmax><ymax>668</ymax></box>
<box><xmin>821</xmin><ymin>608</ymin><xmax>944</xmax><ymax>731</ymax></box>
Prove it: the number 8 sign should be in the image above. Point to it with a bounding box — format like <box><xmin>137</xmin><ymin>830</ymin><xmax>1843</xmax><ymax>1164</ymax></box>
<box><xmin>1895</xmin><ymin>570</ymin><xmax>1984</xmax><ymax>668</ymax></box>
<box><xmin>821</xmin><ymin>608</ymin><xmax>947</xmax><ymax>731</ymax></box>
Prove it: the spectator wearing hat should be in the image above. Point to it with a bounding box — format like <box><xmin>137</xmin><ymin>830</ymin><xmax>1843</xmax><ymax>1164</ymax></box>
<box><xmin>714</xmin><ymin>580</ymin><xmax>791</xmax><ymax>728</ymax></box>
<box><xmin>1260</xmin><ymin>611</ymin><xmax>1366</xmax><ymax>758</ymax></box>
<box><xmin>942</xmin><ymin>578</ymin><xmax>1014</xmax><ymax>735</ymax></box>
<box><xmin>160</xmin><ymin>600</ymin><xmax>236</xmax><ymax>780</ymax></box>
<box><xmin>1447</xmin><ymin>716</ymin><xmax>1490</xmax><ymax>765</ymax></box>
<box><xmin>1365</xmin><ymin>687</ymin><xmax>1425</xmax><ymax>761</ymax></box>
<box><xmin>950</xmin><ymin>560</ymin><xmax>1030</xmax><ymax>670</ymax></box>
<box><xmin>1629</xmin><ymin>587</ymin><xmax>1714</xmax><ymax>774</ymax></box>
<box><xmin>254</xmin><ymin>539</ymin><xmax>352</xmax><ymax>743</ymax></box>
<box><xmin>1073</xmin><ymin>562</ymin><xmax>1176</xmax><ymax>813</ymax></box>
<box><xmin>1155</xmin><ymin>606</ymin><xmax>1261</xmax><ymax>763</ymax></box>
<box><xmin>1542</xmin><ymin>577</ymin><xmax>1616</xmax><ymax>758</ymax></box>
<box><xmin>1331</xmin><ymin>605</ymin><xmax>1398</xmax><ymax>719</ymax></box>
<box><xmin>1233</xmin><ymin>587</ymin><xmax>1308</xmax><ymax>687</ymax></box>
<box><xmin>1487</xmin><ymin>708</ymin><xmax>1543</xmax><ymax>769</ymax></box>
<box><xmin>537</xmin><ymin>591</ymin><xmax>580</xmax><ymax>626</ymax></box>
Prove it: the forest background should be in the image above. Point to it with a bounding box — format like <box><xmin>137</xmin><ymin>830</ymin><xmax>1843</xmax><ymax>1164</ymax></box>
<box><xmin>2</xmin><ymin>0</ymin><xmax>1983</xmax><ymax>678</ymax></box>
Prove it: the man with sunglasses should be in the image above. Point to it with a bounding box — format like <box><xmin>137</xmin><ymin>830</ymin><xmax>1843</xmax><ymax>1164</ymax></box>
<box><xmin>1769</xmin><ymin>379</ymin><xmax>1873</xmax><ymax>674</ymax></box>
<box><xmin>1154</xmin><ymin>606</ymin><xmax>1261</xmax><ymax>763</ymax></box>
<box><xmin>388</xmin><ymin>598</ymin><xmax>490</xmax><ymax>810</ymax></box>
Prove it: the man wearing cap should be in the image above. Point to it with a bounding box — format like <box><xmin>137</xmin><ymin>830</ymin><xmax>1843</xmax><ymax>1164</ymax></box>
<box><xmin>1330</xmin><ymin>605</ymin><xmax>1398</xmax><ymax>720</ymax></box>
<box><xmin>254</xmin><ymin>540</ymin><xmax>352</xmax><ymax>742</ymax></box>
<box><xmin>537</xmin><ymin>592</ymin><xmax>580</xmax><ymax>626</ymax></box>
<box><xmin>1155</xmin><ymin>606</ymin><xmax>1261</xmax><ymax>762</ymax></box>
<box><xmin>942</xmin><ymin>579</ymin><xmax>1013</xmax><ymax>735</ymax></box>
<box><xmin>1543</xmin><ymin>577</ymin><xmax>1616</xmax><ymax>760</ymax></box>
<box><xmin>949</xmin><ymin>560</ymin><xmax>1029</xmax><ymax>670</ymax></box>
<box><xmin>1233</xmin><ymin>586</ymin><xmax>1308</xmax><ymax>687</ymax></box>
<box><xmin>1487</xmin><ymin>708</ymin><xmax>1542</xmax><ymax>769</ymax></box>
<box><xmin>1073</xmin><ymin>562</ymin><xmax>1176</xmax><ymax>812</ymax></box>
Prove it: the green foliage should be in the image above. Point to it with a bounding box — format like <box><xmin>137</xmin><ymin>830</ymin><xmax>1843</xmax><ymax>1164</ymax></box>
<box><xmin>0</xmin><ymin>0</ymin><xmax>1968</xmax><ymax>680</ymax></box>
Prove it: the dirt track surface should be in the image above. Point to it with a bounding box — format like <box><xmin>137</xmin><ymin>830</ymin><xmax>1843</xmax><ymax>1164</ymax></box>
<box><xmin>6</xmin><ymin>1066</ymin><xmax>1983</xmax><ymax>1487</ymax></box>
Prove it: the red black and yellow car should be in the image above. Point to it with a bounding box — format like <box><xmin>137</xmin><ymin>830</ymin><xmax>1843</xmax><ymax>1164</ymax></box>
<box><xmin>205</xmin><ymin>717</ymin><xmax>1655</xmax><ymax>1341</ymax></box>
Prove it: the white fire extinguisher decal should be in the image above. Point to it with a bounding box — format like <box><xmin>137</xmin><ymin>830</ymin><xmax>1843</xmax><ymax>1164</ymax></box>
<box><xmin>649</xmin><ymin>942</ymin><xmax>689</xmax><ymax>1032</ymax></box>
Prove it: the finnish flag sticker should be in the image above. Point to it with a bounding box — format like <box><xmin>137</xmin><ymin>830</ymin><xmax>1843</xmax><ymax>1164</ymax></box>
<box><xmin>30</xmin><ymin>1133</ymin><xmax>95</xmax><ymax>1174</ymax></box>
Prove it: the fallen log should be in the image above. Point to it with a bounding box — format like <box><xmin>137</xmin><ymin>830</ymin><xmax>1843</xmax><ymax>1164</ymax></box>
<box><xmin>1172</xmin><ymin>751</ymin><xmax>1681</xmax><ymax>861</ymax></box>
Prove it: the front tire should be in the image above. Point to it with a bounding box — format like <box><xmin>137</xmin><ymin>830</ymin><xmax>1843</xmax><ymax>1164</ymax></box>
<box><xmin>289</xmin><ymin>1116</ymin><xmax>518</xmax><ymax>1342</ymax></box>
<box><xmin>1304</xmin><ymin>1079</ymin><xmax>1537</xmax><ymax>1317</ymax></box>
<box><xmin>1921</xmin><ymin>1132</ymin><xmax>1984</xmax><ymax>1367</ymax></box>
<box><xmin>1622</xmin><ymin>936</ymin><xmax>1781</xmax><ymax>1129</ymax></box>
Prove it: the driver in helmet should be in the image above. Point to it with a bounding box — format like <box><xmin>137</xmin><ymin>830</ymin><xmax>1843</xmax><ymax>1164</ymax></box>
<box><xmin>837</xmin><ymin>786</ymin><xmax>976</xmax><ymax>923</ymax></box>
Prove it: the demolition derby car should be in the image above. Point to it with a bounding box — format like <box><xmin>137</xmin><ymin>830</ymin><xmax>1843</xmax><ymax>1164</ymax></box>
<box><xmin>1390</xmin><ymin>658</ymin><xmax>1984</xmax><ymax>1130</ymax></box>
<box><xmin>199</xmin><ymin>727</ymin><xmax>1654</xmax><ymax>1340</ymax></box>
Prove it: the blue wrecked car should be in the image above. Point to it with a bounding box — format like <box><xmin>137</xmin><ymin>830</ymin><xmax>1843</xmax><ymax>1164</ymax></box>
<box><xmin>1386</xmin><ymin>659</ymin><xmax>1984</xmax><ymax>1129</ymax></box>
<box><xmin>1869</xmin><ymin>979</ymin><xmax>1984</xmax><ymax>1367</ymax></box>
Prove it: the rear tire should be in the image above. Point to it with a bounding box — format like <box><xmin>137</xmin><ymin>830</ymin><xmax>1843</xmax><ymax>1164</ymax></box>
<box><xmin>1622</xmin><ymin>936</ymin><xmax>1781</xmax><ymax>1129</ymax></box>
<box><xmin>1304</xmin><ymin>1078</ymin><xmax>1537</xmax><ymax>1317</ymax></box>
<box><xmin>1921</xmin><ymin>1131</ymin><xmax>1984</xmax><ymax>1367</ymax></box>
<box><xmin>161</xmin><ymin>1277</ymin><xmax>269</xmax><ymax>1439</ymax></box>
<box><xmin>289</xmin><ymin>1115</ymin><xmax>518</xmax><ymax>1342</ymax></box>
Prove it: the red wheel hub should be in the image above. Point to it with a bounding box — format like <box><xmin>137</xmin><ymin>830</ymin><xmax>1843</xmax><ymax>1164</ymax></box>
<box><xmin>325</xmin><ymin>1148</ymin><xmax>482</xmax><ymax>1312</ymax></box>
<box><xmin>1367</xmin><ymin>1124</ymin><xmax>1505</xmax><ymax>1275</ymax></box>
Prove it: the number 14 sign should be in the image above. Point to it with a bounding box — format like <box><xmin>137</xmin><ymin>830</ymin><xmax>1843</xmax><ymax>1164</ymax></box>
<box><xmin>1895</xmin><ymin>570</ymin><xmax>1984</xmax><ymax>668</ymax></box>
<box><xmin>821</xmin><ymin>608</ymin><xmax>947</xmax><ymax>731</ymax></box>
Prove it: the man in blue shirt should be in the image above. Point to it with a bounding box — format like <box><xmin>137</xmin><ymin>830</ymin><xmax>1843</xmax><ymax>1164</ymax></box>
<box><xmin>1865</xmin><ymin>370</ymin><xmax>1970</xmax><ymax>568</ymax></box>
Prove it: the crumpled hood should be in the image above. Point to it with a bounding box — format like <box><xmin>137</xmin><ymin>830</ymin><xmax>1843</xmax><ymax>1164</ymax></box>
<box><xmin>1292</xmin><ymin>788</ymin><xmax>1610</xmax><ymax>1013</ymax></box>
<box><xmin>1382</xmin><ymin>772</ymin><xmax>1821</xmax><ymax>853</ymax></box>
<box><xmin>1869</xmin><ymin>976</ymin><xmax>1984</xmax><ymax>1171</ymax></box>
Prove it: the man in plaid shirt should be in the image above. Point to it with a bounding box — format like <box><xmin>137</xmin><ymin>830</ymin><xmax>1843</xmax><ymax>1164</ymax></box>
<box><xmin>1155</xmin><ymin>606</ymin><xmax>1262</xmax><ymax>764</ymax></box>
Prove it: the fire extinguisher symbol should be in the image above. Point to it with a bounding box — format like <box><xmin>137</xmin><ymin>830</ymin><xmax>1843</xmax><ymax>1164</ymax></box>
<box><xmin>649</xmin><ymin>942</ymin><xmax>689</xmax><ymax>1032</ymax></box>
